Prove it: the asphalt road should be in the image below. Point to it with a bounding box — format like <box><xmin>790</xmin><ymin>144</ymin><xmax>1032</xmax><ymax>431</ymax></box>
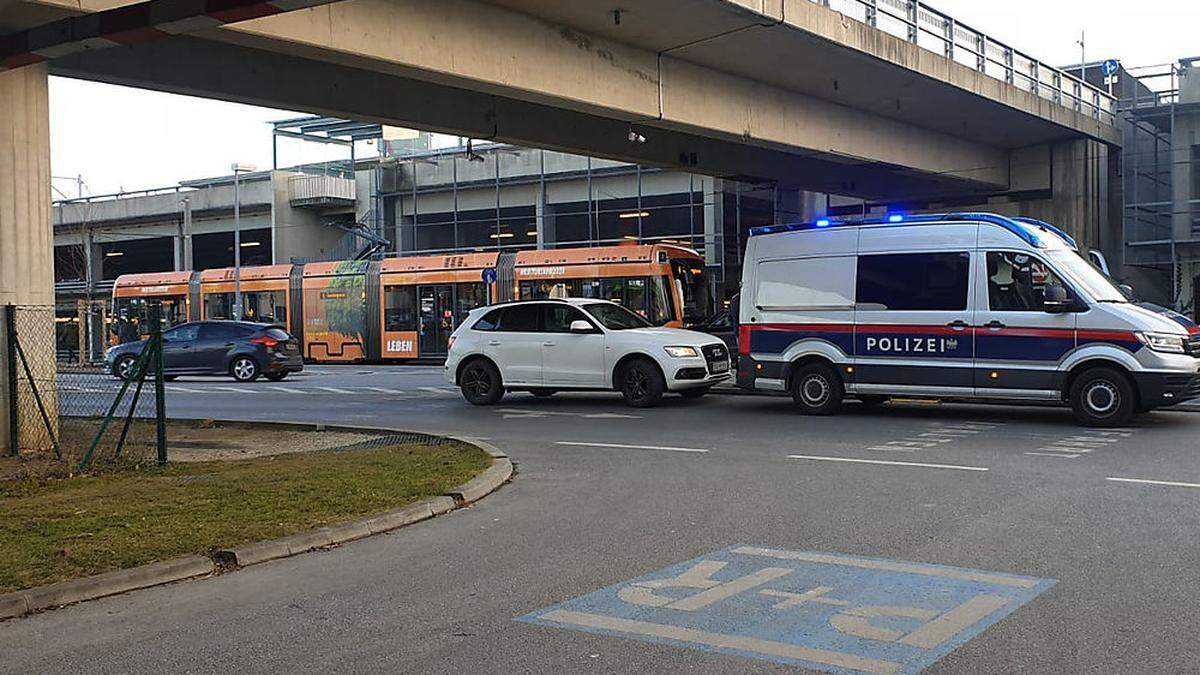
<box><xmin>5</xmin><ymin>364</ymin><xmax>1200</xmax><ymax>673</ymax></box>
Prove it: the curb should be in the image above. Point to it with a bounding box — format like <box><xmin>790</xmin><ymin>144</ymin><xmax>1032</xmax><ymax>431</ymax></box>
<box><xmin>0</xmin><ymin>425</ymin><xmax>512</xmax><ymax>622</ymax></box>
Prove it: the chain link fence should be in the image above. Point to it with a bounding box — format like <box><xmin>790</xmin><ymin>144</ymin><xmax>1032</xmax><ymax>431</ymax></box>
<box><xmin>3</xmin><ymin>303</ymin><xmax>166</xmax><ymax>470</ymax></box>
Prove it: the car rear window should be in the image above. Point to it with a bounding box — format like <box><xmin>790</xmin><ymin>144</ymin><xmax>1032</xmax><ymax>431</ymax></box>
<box><xmin>266</xmin><ymin>328</ymin><xmax>291</xmax><ymax>340</ymax></box>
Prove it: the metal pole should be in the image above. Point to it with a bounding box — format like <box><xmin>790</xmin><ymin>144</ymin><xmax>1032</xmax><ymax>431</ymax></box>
<box><xmin>4</xmin><ymin>305</ymin><xmax>17</xmax><ymax>455</ymax></box>
<box><xmin>495</xmin><ymin>151</ymin><xmax>502</xmax><ymax>248</ymax></box>
<box><xmin>233</xmin><ymin>170</ymin><xmax>242</xmax><ymax>320</ymax></box>
<box><xmin>587</xmin><ymin>157</ymin><xmax>594</xmax><ymax>244</ymax></box>
<box><xmin>453</xmin><ymin>155</ymin><xmax>459</xmax><ymax>250</ymax></box>
<box><xmin>151</xmin><ymin>302</ymin><xmax>167</xmax><ymax>465</ymax></box>
<box><xmin>636</xmin><ymin>164</ymin><xmax>643</xmax><ymax>240</ymax></box>
<box><xmin>181</xmin><ymin>197</ymin><xmax>193</xmax><ymax>271</ymax></box>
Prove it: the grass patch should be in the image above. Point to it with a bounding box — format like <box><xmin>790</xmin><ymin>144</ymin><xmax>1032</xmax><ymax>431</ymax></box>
<box><xmin>0</xmin><ymin>442</ymin><xmax>490</xmax><ymax>593</ymax></box>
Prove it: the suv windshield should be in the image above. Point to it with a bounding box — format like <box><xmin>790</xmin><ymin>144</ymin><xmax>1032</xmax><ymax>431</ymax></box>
<box><xmin>584</xmin><ymin>302</ymin><xmax>652</xmax><ymax>330</ymax></box>
<box><xmin>1046</xmin><ymin>250</ymin><xmax>1128</xmax><ymax>303</ymax></box>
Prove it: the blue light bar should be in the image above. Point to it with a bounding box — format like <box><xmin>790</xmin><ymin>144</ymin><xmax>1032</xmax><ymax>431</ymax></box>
<box><xmin>1011</xmin><ymin>216</ymin><xmax>1078</xmax><ymax>250</ymax></box>
<box><xmin>887</xmin><ymin>214</ymin><xmax>904</xmax><ymax>223</ymax></box>
<box><xmin>748</xmin><ymin>212</ymin><xmax>1046</xmax><ymax>248</ymax></box>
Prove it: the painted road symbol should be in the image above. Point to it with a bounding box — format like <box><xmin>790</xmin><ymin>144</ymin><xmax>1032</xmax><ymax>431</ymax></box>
<box><xmin>520</xmin><ymin>545</ymin><xmax>1055</xmax><ymax>674</ymax></box>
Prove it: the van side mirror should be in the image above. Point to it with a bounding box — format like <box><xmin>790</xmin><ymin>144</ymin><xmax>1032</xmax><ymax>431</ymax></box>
<box><xmin>1119</xmin><ymin>283</ymin><xmax>1134</xmax><ymax>298</ymax></box>
<box><xmin>569</xmin><ymin>320</ymin><xmax>594</xmax><ymax>333</ymax></box>
<box><xmin>1043</xmin><ymin>285</ymin><xmax>1072</xmax><ymax>313</ymax></box>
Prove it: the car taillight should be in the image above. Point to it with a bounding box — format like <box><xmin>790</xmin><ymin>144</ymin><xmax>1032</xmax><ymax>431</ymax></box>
<box><xmin>447</xmin><ymin>335</ymin><xmax>456</xmax><ymax>350</ymax></box>
<box><xmin>251</xmin><ymin>336</ymin><xmax>280</xmax><ymax>348</ymax></box>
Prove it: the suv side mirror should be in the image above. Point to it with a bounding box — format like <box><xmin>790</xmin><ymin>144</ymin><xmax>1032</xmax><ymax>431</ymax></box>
<box><xmin>1043</xmin><ymin>285</ymin><xmax>1072</xmax><ymax>313</ymax></box>
<box><xmin>569</xmin><ymin>320</ymin><xmax>594</xmax><ymax>333</ymax></box>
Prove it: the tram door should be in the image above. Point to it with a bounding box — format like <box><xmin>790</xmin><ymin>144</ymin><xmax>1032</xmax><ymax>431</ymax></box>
<box><xmin>418</xmin><ymin>285</ymin><xmax>456</xmax><ymax>354</ymax></box>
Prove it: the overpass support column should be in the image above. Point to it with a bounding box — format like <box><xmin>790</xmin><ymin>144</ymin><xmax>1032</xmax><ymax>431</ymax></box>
<box><xmin>1009</xmin><ymin>139</ymin><xmax>1111</xmax><ymax>256</ymax></box>
<box><xmin>0</xmin><ymin>63</ymin><xmax>57</xmax><ymax>454</ymax></box>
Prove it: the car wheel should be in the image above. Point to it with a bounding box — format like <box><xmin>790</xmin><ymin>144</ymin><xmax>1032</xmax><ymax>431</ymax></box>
<box><xmin>619</xmin><ymin>359</ymin><xmax>665</xmax><ymax>408</ymax></box>
<box><xmin>679</xmin><ymin>386</ymin><xmax>711</xmax><ymax>399</ymax></box>
<box><xmin>791</xmin><ymin>363</ymin><xmax>844</xmax><ymax>415</ymax></box>
<box><xmin>113</xmin><ymin>355</ymin><xmax>139</xmax><ymax>381</ymax></box>
<box><xmin>529</xmin><ymin>388</ymin><xmax>556</xmax><ymax>398</ymax></box>
<box><xmin>265</xmin><ymin>372</ymin><xmax>289</xmax><ymax>382</ymax></box>
<box><xmin>460</xmin><ymin>359</ymin><xmax>504</xmax><ymax>406</ymax></box>
<box><xmin>230</xmin><ymin>356</ymin><xmax>261</xmax><ymax>382</ymax></box>
<box><xmin>1070</xmin><ymin>367</ymin><xmax>1135</xmax><ymax>427</ymax></box>
<box><xmin>857</xmin><ymin>395</ymin><xmax>888</xmax><ymax>407</ymax></box>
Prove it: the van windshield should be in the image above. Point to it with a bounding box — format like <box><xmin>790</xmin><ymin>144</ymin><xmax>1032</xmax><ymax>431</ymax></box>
<box><xmin>1046</xmin><ymin>250</ymin><xmax>1128</xmax><ymax>303</ymax></box>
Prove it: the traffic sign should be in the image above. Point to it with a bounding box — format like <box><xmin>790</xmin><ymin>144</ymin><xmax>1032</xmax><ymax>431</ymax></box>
<box><xmin>482</xmin><ymin>267</ymin><xmax>498</xmax><ymax>285</ymax></box>
<box><xmin>1101</xmin><ymin>59</ymin><xmax>1119</xmax><ymax>76</ymax></box>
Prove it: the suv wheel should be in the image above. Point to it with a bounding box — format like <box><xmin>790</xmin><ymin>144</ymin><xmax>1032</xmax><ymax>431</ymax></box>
<box><xmin>230</xmin><ymin>356</ymin><xmax>260</xmax><ymax>382</ymax></box>
<box><xmin>114</xmin><ymin>355</ymin><xmax>139</xmax><ymax>381</ymax></box>
<box><xmin>619</xmin><ymin>359</ymin><xmax>665</xmax><ymax>408</ymax></box>
<box><xmin>1070</xmin><ymin>367</ymin><xmax>1135</xmax><ymax>427</ymax></box>
<box><xmin>460</xmin><ymin>359</ymin><xmax>504</xmax><ymax>405</ymax></box>
<box><xmin>791</xmin><ymin>363</ymin><xmax>844</xmax><ymax>415</ymax></box>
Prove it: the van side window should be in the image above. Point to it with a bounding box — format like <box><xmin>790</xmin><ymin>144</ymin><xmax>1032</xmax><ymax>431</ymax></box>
<box><xmin>755</xmin><ymin>257</ymin><xmax>855</xmax><ymax>309</ymax></box>
<box><xmin>986</xmin><ymin>252</ymin><xmax>1068</xmax><ymax>312</ymax></box>
<box><xmin>856</xmin><ymin>252</ymin><xmax>969</xmax><ymax>311</ymax></box>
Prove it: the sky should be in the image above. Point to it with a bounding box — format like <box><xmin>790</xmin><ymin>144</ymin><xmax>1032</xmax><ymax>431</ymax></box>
<box><xmin>49</xmin><ymin>0</ymin><xmax>1200</xmax><ymax>197</ymax></box>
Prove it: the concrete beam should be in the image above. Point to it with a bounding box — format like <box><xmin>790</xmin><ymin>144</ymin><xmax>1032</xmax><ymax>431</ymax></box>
<box><xmin>52</xmin><ymin>36</ymin><xmax>999</xmax><ymax>201</ymax></box>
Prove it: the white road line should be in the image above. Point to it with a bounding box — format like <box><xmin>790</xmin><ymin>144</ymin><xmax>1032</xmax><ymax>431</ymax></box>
<box><xmin>786</xmin><ymin>455</ymin><xmax>988</xmax><ymax>472</ymax></box>
<box><xmin>1025</xmin><ymin>451</ymin><xmax>1082</xmax><ymax>459</ymax></box>
<box><xmin>1106</xmin><ymin>477</ymin><xmax>1200</xmax><ymax>489</ymax></box>
<box><xmin>208</xmin><ymin>386</ymin><xmax>246</xmax><ymax>393</ymax></box>
<box><xmin>269</xmin><ymin>386</ymin><xmax>307</xmax><ymax>394</ymax></box>
<box><xmin>165</xmin><ymin>385</ymin><xmax>206</xmax><ymax>393</ymax></box>
<box><xmin>555</xmin><ymin>441</ymin><xmax>708</xmax><ymax>454</ymax></box>
<box><xmin>366</xmin><ymin>387</ymin><xmax>405</xmax><ymax>394</ymax></box>
<box><xmin>317</xmin><ymin>387</ymin><xmax>355</xmax><ymax>394</ymax></box>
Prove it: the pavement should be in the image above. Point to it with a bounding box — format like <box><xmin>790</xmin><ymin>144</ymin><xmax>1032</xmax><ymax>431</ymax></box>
<box><xmin>5</xmin><ymin>364</ymin><xmax>1200</xmax><ymax>673</ymax></box>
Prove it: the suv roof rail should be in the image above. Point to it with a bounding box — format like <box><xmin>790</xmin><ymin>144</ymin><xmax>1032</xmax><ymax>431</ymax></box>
<box><xmin>748</xmin><ymin>212</ymin><xmax>1046</xmax><ymax>248</ymax></box>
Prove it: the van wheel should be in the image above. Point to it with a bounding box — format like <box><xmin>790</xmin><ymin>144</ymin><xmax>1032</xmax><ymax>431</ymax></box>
<box><xmin>619</xmin><ymin>359</ymin><xmax>665</xmax><ymax>408</ymax></box>
<box><xmin>460</xmin><ymin>359</ymin><xmax>504</xmax><ymax>406</ymax></box>
<box><xmin>791</xmin><ymin>363</ymin><xmax>844</xmax><ymax>415</ymax></box>
<box><xmin>1070</xmin><ymin>367</ymin><xmax>1136</xmax><ymax>427</ymax></box>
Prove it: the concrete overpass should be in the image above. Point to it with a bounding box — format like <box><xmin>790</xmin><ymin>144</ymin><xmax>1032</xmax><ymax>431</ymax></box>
<box><xmin>2</xmin><ymin>0</ymin><xmax>1120</xmax><ymax>450</ymax></box>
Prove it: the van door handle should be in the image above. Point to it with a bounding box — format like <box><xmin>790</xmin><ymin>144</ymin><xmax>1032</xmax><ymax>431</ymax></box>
<box><xmin>984</xmin><ymin>320</ymin><xmax>1007</xmax><ymax>330</ymax></box>
<box><xmin>487</xmin><ymin>340</ymin><xmax>501</xmax><ymax>346</ymax></box>
<box><xmin>542</xmin><ymin>341</ymin><xmax>556</xmax><ymax>347</ymax></box>
<box><xmin>946</xmin><ymin>320</ymin><xmax>970</xmax><ymax>330</ymax></box>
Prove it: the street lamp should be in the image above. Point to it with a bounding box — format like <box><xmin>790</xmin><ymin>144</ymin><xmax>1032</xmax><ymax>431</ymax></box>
<box><xmin>230</xmin><ymin>162</ymin><xmax>256</xmax><ymax>320</ymax></box>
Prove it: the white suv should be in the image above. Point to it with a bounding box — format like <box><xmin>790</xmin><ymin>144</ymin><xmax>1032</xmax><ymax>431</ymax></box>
<box><xmin>445</xmin><ymin>298</ymin><xmax>731</xmax><ymax>407</ymax></box>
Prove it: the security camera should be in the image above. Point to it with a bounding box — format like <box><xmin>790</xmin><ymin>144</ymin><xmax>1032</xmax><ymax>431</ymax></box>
<box><xmin>627</xmin><ymin>130</ymin><xmax>646</xmax><ymax>144</ymax></box>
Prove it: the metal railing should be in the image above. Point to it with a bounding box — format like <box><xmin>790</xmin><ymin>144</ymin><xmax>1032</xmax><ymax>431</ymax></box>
<box><xmin>811</xmin><ymin>0</ymin><xmax>1116</xmax><ymax>124</ymax></box>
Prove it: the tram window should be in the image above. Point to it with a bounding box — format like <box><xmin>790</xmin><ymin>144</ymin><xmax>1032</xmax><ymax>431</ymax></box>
<box><xmin>599</xmin><ymin>278</ymin><xmax>650</xmax><ymax>319</ymax></box>
<box><xmin>384</xmin><ymin>286</ymin><xmax>418</xmax><ymax>331</ymax></box>
<box><xmin>648</xmin><ymin>276</ymin><xmax>673</xmax><ymax>325</ymax></box>
<box><xmin>204</xmin><ymin>293</ymin><xmax>233</xmax><ymax>320</ymax></box>
<box><xmin>456</xmin><ymin>283</ymin><xmax>488</xmax><ymax>323</ymax></box>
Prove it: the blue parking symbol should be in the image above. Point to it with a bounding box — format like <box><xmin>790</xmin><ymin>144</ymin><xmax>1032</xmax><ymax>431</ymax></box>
<box><xmin>519</xmin><ymin>545</ymin><xmax>1055</xmax><ymax>674</ymax></box>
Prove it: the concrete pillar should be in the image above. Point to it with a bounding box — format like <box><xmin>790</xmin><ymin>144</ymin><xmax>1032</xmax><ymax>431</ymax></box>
<box><xmin>0</xmin><ymin>63</ymin><xmax>57</xmax><ymax>454</ymax></box>
<box><xmin>702</xmin><ymin>177</ymin><xmax>722</xmax><ymax>270</ymax></box>
<box><xmin>1006</xmin><ymin>139</ymin><xmax>1111</xmax><ymax>255</ymax></box>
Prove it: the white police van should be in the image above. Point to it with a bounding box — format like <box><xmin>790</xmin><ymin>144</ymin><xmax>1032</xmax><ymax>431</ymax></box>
<box><xmin>736</xmin><ymin>213</ymin><xmax>1200</xmax><ymax>426</ymax></box>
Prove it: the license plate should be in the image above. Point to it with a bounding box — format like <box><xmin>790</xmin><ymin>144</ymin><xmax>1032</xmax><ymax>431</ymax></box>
<box><xmin>711</xmin><ymin>360</ymin><xmax>729</xmax><ymax>373</ymax></box>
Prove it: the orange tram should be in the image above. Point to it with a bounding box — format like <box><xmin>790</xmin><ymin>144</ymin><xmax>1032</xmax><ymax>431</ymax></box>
<box><xmin>111</xmin><ymin>244</ymin><xmax>712</xmax><ymax>362</ymax></box>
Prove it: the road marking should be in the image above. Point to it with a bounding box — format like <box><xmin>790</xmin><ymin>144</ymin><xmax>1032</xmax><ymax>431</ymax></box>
<box><xmin>367</xmin><ymin>387</ymin><xmax>405</xmax><ymax>394</ymax></box>
<box><xmin>1024</xmin><ymin>451</ymin><xmax>1081</xmax><ymax>459</ymax></box>
<box><xmin>268</xmin><ymin>386</ymin><xmax>307</xmax><ymax>394</ymax></box>
<box><xmin>165</xmin><ymin>385</ymin><xmax>207</xmax><ymax>393</ymax></box>
<box><xmin>208</xmin><ymin>386</ymin><xmax>247</xmax><ymax>392</ymax></box>
<box><xmin>1106</xmin><ymin>477</ymin><xmax>1200</xmax><ymax>489</ymax></box>
<box><xmin>555</xmin><ymin>441</ymin><xmax>708</xmax><ymax>454</ymax></box>
<box><xmin>538</xmin><ymin>610</ymin><xmax>901</xmax><ymax>674</ymax></box>
<box><xmin>317</xmin><ymin>387</ymin><xmax>355</xmax><ymax>394</ymax></box>
<box><xmin>732</xmin><ymin>547</ymin><xmax>1036</xmax><ymax>588</ymax></box>
<box><xmin>522</xmin><ymin>545</ymin><xmax>1054</xmax><ymax>673</ymax></box>
<box><xmin>786</xmin><ymin>455</ymin><xmax>988</xmax><ymax>472</ymax></box>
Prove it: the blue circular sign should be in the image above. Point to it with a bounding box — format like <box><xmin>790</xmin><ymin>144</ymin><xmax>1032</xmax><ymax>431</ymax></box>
<box><xmin>482</xmin><ymin>267</ymin><xmax>498</xmax><ymax>284</ymax></box>
<box><xmin>1101</xmin><ymin>59</ymin><xmax>1119</xmax><ymax>76</ymax></box>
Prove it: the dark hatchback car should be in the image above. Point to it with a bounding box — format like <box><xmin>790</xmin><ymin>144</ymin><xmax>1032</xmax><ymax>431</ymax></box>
<box><xmin>107</xmin><ymin>320</ymin><xmax>303</xmax><ymax>382</ymax></box>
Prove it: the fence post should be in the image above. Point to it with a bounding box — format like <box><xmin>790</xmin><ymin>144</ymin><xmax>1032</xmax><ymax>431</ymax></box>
<box><xmin>150</xmin><ymin>303</ymin><xmax>167</xmax><ymax>465</ymax></box>
<box><xmin>4</xmin><ymin>305</ymin><xmax>16</xmax><ymax>456</ymax></box>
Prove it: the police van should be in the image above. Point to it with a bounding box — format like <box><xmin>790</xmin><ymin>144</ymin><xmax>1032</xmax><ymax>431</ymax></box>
<box><xmin>736</xmin><ymin>213</ymin><xmax>1200</xmax><ymax>426</ymax></box>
